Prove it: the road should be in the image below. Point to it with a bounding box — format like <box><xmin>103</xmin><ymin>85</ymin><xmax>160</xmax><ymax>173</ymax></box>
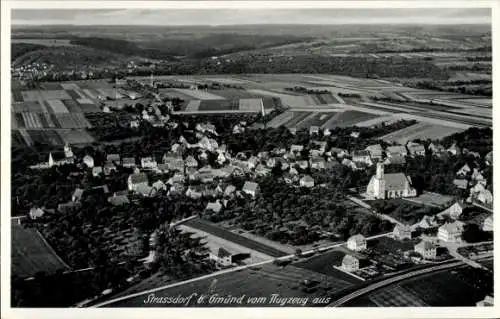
<box><xmin>185</xmin><ymin>219</ymin><xmax>289</xmax><ymax>257</ymax></box>
<box><xmin>347</xmin><ymin>196</ymin><xmax>404</xmax><ymax>226</ymax></box>
<box><xmin>327</xmin><ymin>260</ymin><xmax>465</xmax><ymax>307</ymax></box>
<box><xmin>91</xmin><ymin>232</ymin><xmax>391</xmax><ymax>307</ymax></box>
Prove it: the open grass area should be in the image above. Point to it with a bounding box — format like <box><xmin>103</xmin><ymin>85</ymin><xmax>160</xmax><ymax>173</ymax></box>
<box><xmin>381</xmin><ymin>122</ymin><xmax>466</xmax><ymax>144</ymax></box>
<box><xmin>12</xmin><ymin>223</ymin><xmax>70</xmax><ymax>278</ymax></box>
<box><xmin>322</xmin><ymin>111</ymin><xmax>379</xmax><ymax>129</ymax></box>
<box><xmin>107</xmin><ymin>263</ymin><xmax>356</xmax><ymax>307</ymax></box>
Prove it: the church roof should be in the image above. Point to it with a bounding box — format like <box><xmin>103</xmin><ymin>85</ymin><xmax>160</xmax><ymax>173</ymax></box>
<box><xmin>383</xmin><ymin>173</ymin><xmax>411</xmax><ymax>191</ymax></box>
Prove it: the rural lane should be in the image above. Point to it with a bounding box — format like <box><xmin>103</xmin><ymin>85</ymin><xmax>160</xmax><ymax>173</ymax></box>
<box><xmin>91</xmin><ymin>232</ymin><xmax>390</xmax><ymax>307</ymax></box>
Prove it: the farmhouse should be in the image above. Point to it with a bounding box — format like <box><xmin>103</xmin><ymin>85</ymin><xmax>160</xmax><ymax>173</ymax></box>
<box><xmin>122</xmin><ymin>157</ymin><xmax>137</xmax><ymax>168</ymax></box>
<box><xmin>211</xmin><ymin>248</ymin><xmax>232</xmax><ymax>267</ymax></box>
<box><xmin>300</xmin><ymin>175</ymin><xmax>315</xmax><ymax>188</ymax></box>
<box><xmin>386</xmin><ymin>145</ymin><xmax>408</xmax><ymax>158</ymax></box>
<box><xmin>83</xmin><ymin>155</ymin><xmax>94</xmax><ymax>168</ymax></box>
<box><xmin>447</xmin><ymin>143</ymin><xmax>461</xmax><ymax>156</ymax></box>
<box><xmin>347</xmin><ymin>234</ymin><xmax>367</xmax><ymax>252</ymax></box>
<box><xmin>428</xmin><ymin>143</ymin><xmax>445</xmax><ymax>156</ymax></box>
<box><xmin>128</xmin><ymin>173</ymin><xmax>149</xmax><ymax>191</ymax></box>
<box><xmin>393</xmin><ymin>224</ymin><xmax>412</xmax><ymax>240</ymax></box>
<box><xmin>341</xmin><ymin>255</ymin><xmax>360</xmax><ymax>272</ymax></box>
<box><xmin>185</xmin><ymin>156</ymin><xmax>198</xmax><ymax>168</ymax></box>
<box><xmin>417</xmin><ymin>215</ymin><xmax>439</xmax><ymax>229</ymax></box>
<box><xmin>242</xmin><ymin>181</ymin><xmax>260</xmax><ymax>197</ymax></box>
<box><xmin>414</xmin><ymin>241</ymin><xmax>437</xmax><ymax>260</ymax></box>
<box><xmin>206</xmin><ymin>200</ymin><xmax>222</xmax><ymax>213</ymax></box>
<box><xmin>103</xmin><ymin>162</ymin><xmax>117</xmax><ymax>176</ymax></box>
<box><xmin>366</xmin><ymin>163</ymin><xmax>417</xmax><ymax>199</ymax></box>
<box><xmin>92</xmin><ymin>166</ymin><xmax>103</xmax><ymax>177</ymax></box>
<box><xmin>456</xmin><ymin>164</ymin><xmax>471</xmax><ymax>177</ymax></box>
<box><xmin>406</xmin><ymin>142</ymin><xmax>425</xmax><ymax>157</ymax></box>
<box><xmin>438</xmin><ymin>221</ymin><xmax>465</xmax><ymax>243</ymax></box>
<box><xmin>351</xmin><ymin>150</ymin><xmax>372</xmax><ymax>166</ymax></box>
<box><xmin>365</xmin><ymin>144</ymin><xmax>383</xmax><ymax>159</ymax></box>
<box><xmin>482</xmin><ymin>216</ymin><xmax>493</xmax><ymax>232</ymax></box>
<box><xmin>108</xmin><ymin>195</ymin><xmax>130</xmax><ymax>206</ymax></box>
<box><xmin>440</xmin><ymin>201</ymin><xmax>467</xmax><ymax>220</ymax></box>
<box><xmin>106</xmin><ymin>154</ymin><xmax>121</xmax><ymax>164</ymax></box>
<box><xmin>141</xmin><ymin>157</ymin><xmax>158</xmax><ymax>169</ymax></box>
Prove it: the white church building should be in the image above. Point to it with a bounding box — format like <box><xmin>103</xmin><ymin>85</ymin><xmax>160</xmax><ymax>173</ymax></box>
<box><xmin>366</xmin><ymin>163</ymin><xmax>417</xmax><ymax>199</ymax></box>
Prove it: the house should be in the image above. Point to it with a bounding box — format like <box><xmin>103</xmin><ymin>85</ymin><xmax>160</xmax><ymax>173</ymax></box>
<box><xmin>366</xmin><ymin>163</ymin><xmax>417</xmax><ymax>199</ymax></box>
<box><xmin>92</xmin><ymin>166</ymin><xmax>103</xmax><ymax>177</ymax></box>
<box><xmin>350</xmin><ymin>132</ymin><xmax>360</xmax><ymax>138</ymax></box>
<box><xmin>476</xmin><ymin>295</ymin><xmax>494</xmax><ymax>307</ymax></box>
<box><xmin>341</xmin><ymin>255</ymin><xmax>360</xmax><ymax>272</ymax></box>
<box><xmin>185</xmin><ymin>156</ymin><xmax>198</xmax><ymax>168</ymax></box>
<box><xmin>206</xmin><ymin>200</ymin><xmax>222</xmax><ymax>213</ymax></box>
<box><xmin>196</xmin><ymin>123</ymin><xmax>217</xmax><ymax>135</ymax></box>
<box><xmin>309</xmin><ymin>156</ymin><xmax>326</xmax><ymax>170</ymax></box>
<box><xmin>103</xmin><ymin>161</ymin><xmax>117</xmax><ymax>175</ymax></box>
<box><xmin>456</xmin><ymin>164</ymin><xmax>471</xmax><ymax>177</ymax></box>
<box><xmin>365</xmin><ymin>144</ymin><xmax>383</xmax><ymax>159</ymax></box>
<box><xmin>257</xmin><ymin>151</ymin><xmax>269</xmax><ymax>160</ymax></box>
<box><xmin>130</xmin><ymin>120</ymin><xmax>140</xmax><ymax>128</ymax></box>
<box><xmin>198</xmin><ymin>136</ymin><xmax>219</xmax><ymax>151</ymax></box>
<box><xmin>108</xmin><ymin>195</ymin><xmax>130</xmax><ymax>206</ymax></box>
<box><xmin>428</xmin><ymin>143</ymin><xmax>445</xmax><ymax>156</ymax></box>
<box><xmin>406</xmin><ymin>142</ymin><xmax>425</xmax><ymax>157</ymax></box>
<box><xmin>383</xmin><ymin>155</ymin><xmax>406</xmax><ymax>165</ymax></box>
<box><xmin>482</xmin><ymin>215</ymin><xmax>493</xmax><ymax>232</ymax></box>
<box><xmin>342</xmin><ymin>158</ymin><xmax>361</xmax><ymax>171</ymax></box>
<box><xmin>122</xmin><ymin>157</ymin><xmax>136</xmax><ymax>168</ymax></box>
<box><xmin>393</xmin><ymin>224</ymin><xmax>412</xmax><ymax>240</ymax></box>
<box><xmin>309</xmin><ymin>126</ymin><xmax>320</xmax><ymax>135</ymax></box>
<box><xmin>186</xmin><ymin>186</ymin><xmax>203</xmax><ymax>199</ymax></box>
<box><xmin>57</xmin><ymin>201</ymin><xmax>81</xmax><ymax>214</ymax></box>
<box><xmin>211</xmin><ymin>248</ymin><xmax>232</xmax><ymax>267</ymax></box>
<box><xmin>386</xmin><ymin>145</ymin><xmax>408</xmax><ymax>158</ymax></box>
<box><xmin>106</xmin><ymin>154</ymin><xmax>121</xmax><ymax>164</ymax></box>
<box><xmin>323</xmin><ymin>128</ymin><xmax>331</xmax><ymax>136</ymax></box>
<box><xmin>289</xmin><ymin>127</ymin><xmax>297</xmax><ymax>135</ymax></box>
<box><xmin>72</xmin><ymin>188</ymin><xmax>84</xmax><ymax>202</ymax></box>
<box><xmin>242</xmin><ymin>181</ymin><xmax>260</xmax><ymax>197</ymax></box>
<box><xmin>224</xmin><ymin>185</ymin><xmax>237</xmax><ymax>198</ymax></box>
<box><xmin>417</xmin><ymin>215</ymin><xmax>439</xmax><ymax>229</ymax></box>
<box><xmin>438</xmin><ymin>221</ymin><xmax>465</xmax><ymax>243</ymax></box>
<box><xmin>297</xmin><ymin>160</ymin><xmax>309</xmax><ymax>170</ymax></box>
<box><xmin>152</xmin><ymin>180</ymin><xmax>167</xmax><ymax>192</ymax></box>
<box><xmin>485</xmin><ymin>151</ymin><xmax>493</xmax><ymax>166</ymax></box>
<box><xmin>141</xmin><ymin>157</ymin><xmax>158</xmax><ymax>169</ymax></box>
<box><xmin>83</xmin><ymin>155</ymin><xmax>94</xmax><ymax>168</ymax></box>
<box><xmin>441</xmin><ymin>201</ymin><xmax>467</xmax><ymax>220</ymax></box>
<box><xmin>300</xmin><ymin>175</ymin><xmax>315</xmax><ymax>188</ymax></box>
<box><xmin>347</xmin><ymin>234</ymin><xmax>367</xmax><ymax>252</ymax></box>
<box><xmin>453</xmin><ymin>179</ymin><xmax>469</xmax><ymax>190</ymax></box>
<box><xmin>447</xmin><ymin>143</ymin><xmax>461</xmax><ymax>156</ymax></box>
<box><xmin>311</xmin><ymin>141</ymin><xmax>327</xmax><ymax>153</ymax></box>
<box><xmin>255</xmin><ymin>164</ymin><xmax>270</xmax><ymax>176</ymax></box>
<box><xmin>136</xmin><ymin>184</ymin><xmax>154</xmax><ymax>197</ymax></box>
<box><xmin>352</xmin><ymin>150</ymin><xmax>373</xmax><ymax>166</ymax></box>
<box><xmin>329</xmin><ymin>148</ymin><xmax>348</xmax><ymax>158</ymax></box>
<box><xmin>414</xmin><ymin>241</ymin><xmax>437</xmax><ymax>259</ymax></box>
<box><xmin>128</xmin><ymin>172</ymin><xmax>149</xmax><ymax>191</ymax></box>
<box><xmin>247</xmin><ymin>156</ymin><xmax>260</xmax><ymax>170</ymax></box>
<box><xmin>29</xmin><ymin>207</ymin><xmax>44</xmax><ymax>220</ymax></box>
<box><xmin>290</xmin><ymin>144</ymin><xmax>304</xmax><ymax>155</ymax></box>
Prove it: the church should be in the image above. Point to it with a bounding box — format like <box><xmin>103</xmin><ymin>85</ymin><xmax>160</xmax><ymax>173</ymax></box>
<box><xmin>366</xmin><ymin>163</ymin><xmax>417</xmax><ymax>199</ymax></box>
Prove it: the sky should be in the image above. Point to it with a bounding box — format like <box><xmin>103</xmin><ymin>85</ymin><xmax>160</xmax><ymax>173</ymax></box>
<box><xmin>11</xmin><ymin>8</ymin><xmax>491</xmax><ymax>26</ymax></box>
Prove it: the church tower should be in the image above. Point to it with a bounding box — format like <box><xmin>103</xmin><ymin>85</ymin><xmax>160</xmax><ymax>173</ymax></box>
<box><xmin>64</xmin><ymin>143</ymin><xmax>73</xmax><ymax>158</ymax></box>
<box><xmin>374</xmin><ymin>162</ymin><xmax>386</xmax><ymax>199</ymax></box>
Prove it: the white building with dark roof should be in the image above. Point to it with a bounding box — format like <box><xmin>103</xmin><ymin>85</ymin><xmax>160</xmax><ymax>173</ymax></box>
<box><xmin>438</xmin><ymin>221</ymin><xmax>465</xmax><ymax>243</ymax></box>
<box><xmin>242</xmin><ymin>181</ymin><xmax>260</xmax><ymax>197</ymax></box>
<box><xmin>128</xmin><ymin>172</ymin><xmax>149</xmax><ymax>191</ymax></box>
<box><xmin>414</xmin><ymin>241</ymin><xmax>437</xmax><ymax>259</ymax></box>
<box><xmin>386</xmin><ymin>145</ymin><xmax>408</xmax><ymax>158</ymax></box>
<box><xmin>366</xmin><ymin>163</ymin><xmax>416</xmax><ymax>199</ymax></box>
<box><xmin>365</xmin><ymin>144</ymin><xmax>384</xmax><ymax>159</ymax></box>
<box><xmin>347</xmin><ymin>234</ymin><xmax>367</xmax><ymax>252</ymax></box>
<box><xmin>341</xmin><ymin>255</ymin><xmax>360</xmax><ymax>272</ymax></box>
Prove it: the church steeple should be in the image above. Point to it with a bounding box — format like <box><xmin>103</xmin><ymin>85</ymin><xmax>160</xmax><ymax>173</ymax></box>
<box><xmin>376</xmin><ymin>162</ymin><xmax>384</xmax><ymax>179</ymax></box>
<box><xmin>48</xmin><ymin>153</ymin><xmax>54</xmax><ymax>167</ymax></box>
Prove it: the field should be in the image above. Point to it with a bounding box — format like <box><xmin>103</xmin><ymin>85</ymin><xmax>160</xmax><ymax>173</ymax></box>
<box><xmin>12</xmin><ymin>223</ymin><xmax>70</xmax><ymax>278</ymax></box>
<box><xmin>108</xmin><ymin>263</ymin><xmax>357</xmax><ymax>307</ymax></box>
<box><xmin>12</xmin><ymin>38</ymin><xmax>74</xmax><ymax>47</ymax></box>
<box><xmin>380</xmin><ymin>122</ymin><xmax>467</xmax><ymax>144</ymax></box>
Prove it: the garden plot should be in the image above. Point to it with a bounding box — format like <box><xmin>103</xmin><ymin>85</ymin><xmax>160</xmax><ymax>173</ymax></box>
<box><xmin>207</xmin><ymin>89</ymin><xmax>261</xmax><ymax>99</ymax></box>
<box><xmin>283</xmin><ymin>112</ymin><xmax>312</xmax><ymax>128</ymax></box>
<box><xmin>18</xmin><ymin>129</ymin><xmax>33</xmax><ymax>146</ymax></box>
<box><xmin>39</xmin><ymin>90</ymin><xmax>72</xmax><ymax>100</ymax></box>
<box><xmin>46</xmin><ymin>99</ymin><xmax>69</xmax><ymax>113</ymax></box>
<box><xmin>198</xmin><ymin>100</ymin><xmax>237</xmax><ymax>111</ymax></box>
<box><xmin>56</xmin><ymin>129</ymin><xmax>95</xmax><ymax>144</ymax></box>
<box><xmin>12</xmin><ymin>224</ymin><xmax>70</xmax><ymax>279</ymax></box>
<box><xmin>82</xmin><ymin>89</ymin><xmax>98</xmax><ymax>99</ymax></box>
<box><xmin>267</xmin><ymin>111</ymin><xmax>295</xmax><ymax>128</ymax></box>
<box><xmin>21</xmin><ymin>90</ymin><xmax>41</xmax><ymax>102</ymax></box>
<box><xmin>368</xmin><ymin>285</ymin><xmax>428</xmax><ymax>307</ymax></box>
<box><xmin>62</xmin><ymin>99</ymin><xmax>83</xmax><ymax>113</ymax></box>
<box><xmin>53</xmin><ymin>113</ymin><xmax>92</xmax><ymax>129</ymax></box>
<box><xmin>380</xmin><ymin>122</ymin><xmax>467</xmax><ymax>144</ymax></box>
<box><xmin>295</xmin><ymin>112</ymin><xmax>341</xmax><ymax>129</ymax></box>
<box><xmin>12</xmin><ymin>101</ymin><xmax>44</xmax><ymax>113</ymax></box>
<box><xmin>239</xmin><ymin>98</ymin><xmax>262</xmax><ymax>112</ymax></box>
<box><xmin>185</xmin><ymin>100</ymin><xmax>201</xmax><ymax>111</ymax></box>
<box><xmin>77</xmin><ymin>98</ymin><xmax>95</xmax><ymax>105</ymax></box>
<box><xmin>27</xmin><ymin>130</ymin><xmax>64</xmax><ymax>146</ymax></box>
<box><xmin>12</xmin><ymin>90</ymin><xmax>24</xmax><ymax>102</ymax></box>
<box><xmin>21</xmin><ymin>113</ymin><xmax>43</xmax><ymax>129</ymax></box>
<box><xmin>173</xmin><ymin>88</ymin><xmax>226</xmax><ymax>100</ymax></box>
<box><xmin>248</xmin><ymin>89</ymin><xmax>316</xmax><ymax>108</ymax></box>
<box><xmin>322</xmin><ymin>111</ymin><xmax>380</xmax><ymax>129</ymax></box>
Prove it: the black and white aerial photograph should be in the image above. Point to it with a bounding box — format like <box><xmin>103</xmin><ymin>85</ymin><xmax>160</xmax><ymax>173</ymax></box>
<box><xmin>1</xmin><ymin>1</ymin><xmax>496</xmax><ymax>316</ymax></box>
